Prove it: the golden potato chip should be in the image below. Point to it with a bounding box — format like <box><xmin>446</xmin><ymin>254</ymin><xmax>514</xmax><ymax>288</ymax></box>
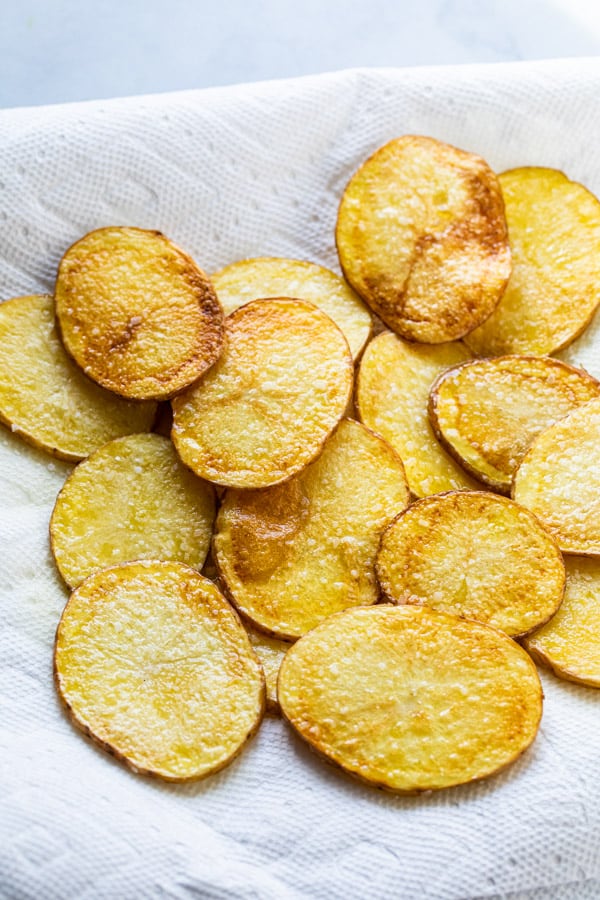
<box><xmin>214</xmin><ymin>419</ymin><xmax>409</xmax><ymax>639</ymax></box>
<box><xmin>356</xmin><ymin>331</ymin><xmax>480</xmax><ymax>497</ymax></box>
<box><xmin>513</xmin><ymin>398</ymin><xmax>600</xmax><ymax>554</ymax></box>
<box><xmin>429</xmin><ymin>355</ymin><xmax>600</xmax><ymax>493</ymax></box>
<box><xmin>246</xmin><ymin>625</ymin><xmax>290</xmax><ymax>713</ymax></box>
<box><xmin>377</xmin><ymin>491</ymin><xmax>565</xmax><ymax>637</ymax></box>
<box><xmin>524</xmin><ymin>557</ymin><xmax>600</xmax><ymax>688</ymax></box>
<box><xmin>278</xmin><ymin>605</ymin><xmax>542</xmax><ymax>793</ymax></box>
<box><xmin>336</xmin><ymin>135</ymin><xmax>511</xmax><ymax>343</ymax></box>
<box><xmin>50</xmin><ymin>433</ymin><xmax>215</xmax><ymax>588</ymax></box>
<box><xmin>172</xmin><ymin>298</ymin><xmax>353</xmax><ymax>488</ymax></box>
<box><xmin>0</xmin><ymin>294</ymin><xmax>156</xmax><ymax>460</ymax></box>
<box><xmin>465</xmin><ymin>168</ymin><xmax>600</xmax><ymax>356</ymax></box>
<box><xmin>212</xmin><ymin>257</ymin><xmax>372</xmax><ymax>360</ymax></box>
<box><xmin>55</xmin><ymin>226</ymin><xmax>224</xmax><ymax>400</ymax></box>
<box><xmin>54</xmin><ymin>561</ymin><xmax>265</xmax><ymax>781</ymax></box>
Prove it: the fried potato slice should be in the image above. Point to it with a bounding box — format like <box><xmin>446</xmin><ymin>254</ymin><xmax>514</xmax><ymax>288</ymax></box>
<box><xmin>429</xmin><ymin>355</ymin><xmax>600</xmax><ymax>493</ymax></box>
<box><xmin>212</xmin><ymin>257</ymin><xmax>372</xmax><ymax>360</ymax></box>
<box><xmin>356</xmin><ymin>331</ymin><xmax>480</xmax><ymax>497</ymax></box>
<box><xmin>55</xmin><ymin>227</ymin><xmax>224</xmax><ymax>400</ymax></box>
<box><xmin>0</xmin><ymin>294</ymin><xmax>156</xmax><ymax>460</ymax></box>
<box><xmin>465</xmin><ymin>168</ymin><xmax>600</xmax><ymax>356</ymax></box>
<box><xmin>54</xmin><ymin>561</ymin><xmax>265</xmax><ymax>781</ymax></box>
<box><xmin>172</xmin><ymin>298</ymin><xmax>353</xmax><ymax>488</ymax></box>
<box><xmin>246</xmin><ymin>625</ymin><xmax>290</xmax><ymax>713</ymax></box>
<box><xmin>50</xmin><ymin>433</ymin><xmax>215</xmax><ymax>588</ymax></box>
<box><xmin>377</xmin><ymin>491</ymin><xmax>565</xmax><ymax>637</ymax></box>
<box><xmin>524</xmin><ymin>557</ymin><xmax>600</xmax><ymax>688</ymax></box>
<box><xmin>513</xmin><ymin>398</ymin><xmax>600</xmax><ymax>554</ymax></box>
<box><xmin>214</xmin><ymin>419</ymin><xmax>409</xmax><ymax>639</ymax></box>
<box><xmin>336</xmin><ymin>135</ymin><xmax>511</xmax><ymax>343</ymax></box>
<box><xmin>278</xmin><ymin>605</ymin><xmax>542</xmax><ymax>793</ymax></box>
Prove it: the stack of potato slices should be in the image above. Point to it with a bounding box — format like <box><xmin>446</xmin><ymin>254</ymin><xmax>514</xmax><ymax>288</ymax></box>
<box><xmin>4</xmin><ymin>133</ymin><xmax>600</xmax><ymax>794</ymax></box>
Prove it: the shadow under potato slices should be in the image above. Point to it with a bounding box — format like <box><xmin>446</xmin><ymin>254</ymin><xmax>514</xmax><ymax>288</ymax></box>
<box><xmin>278</xmin><ymin>605</ymin><xmax>543</xmax><ymax>793</ymax></box>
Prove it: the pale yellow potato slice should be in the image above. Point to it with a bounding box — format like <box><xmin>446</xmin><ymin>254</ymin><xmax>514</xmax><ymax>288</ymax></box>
<box><xmin>524</xmin><ymin>557</ymin><xmax>600</xmax><ymax>688</ymax></box>
<box><xmin>513</xmin><ymin>398</ymin><xmax>600</xmax><ymax>554</ymax></box>
<box><xmin>50</xmin><ymin>433</ymin><xmax>215</xmax><ymax>588</ymax></box>
<box><xmin>246</xmin><ymin>625</ymin><xmax>290</xmax><ymax>713</ymax></box>
<box><xmin>466</xmin><ymin>168</ymin><xmax>600</xmax><ymax>356</ymax></box>
<box><xmin>278</xmin><ymin>605</ymin><xmax>542</xmax><ymax>793</ymax></box>
<box><xmin>214</xmin><ymin>419</ymin><xmax>409</xmax><ymax>639</ymax></box>
<box><xmin>377</xmin><ymin>491</ymin><xmax>565</xmax><ymax>637</ymax></box>
<box><xmin>55</xmin><ymin>227</ymin><xmax>224</xmax><ymax>400</ymax></box>
<box><xmin>336</xmin><ymin>135</ymin><xmax>511</xmax><ymax>343</ymax></box>
<box><xmin>429</xmin><ymin>355</ymin><xmax>600</xmax><ymax>493</ymax></box>
<box><xmin>54</xmin><ymin>561</ymin><xmax>265</xmax><ymax>781</ymax></box>
<box><xmin>0</xmin><ymin>294</ymin><xmax>156</xmax><ymax>460</ymax></box>
<box><xmin>172</xmin><ymin>299</ymin><xmax>353</xmax><ymax>488</ymax></box>
<box><xmin>356</xmin><ymin>331</ymin><xmax>480</xmax><ymax>497</ymax></box>
<box><xmin>212</xmin><ymin>257</ymin><xmax>372</xmax><ymax>360</ymax></box>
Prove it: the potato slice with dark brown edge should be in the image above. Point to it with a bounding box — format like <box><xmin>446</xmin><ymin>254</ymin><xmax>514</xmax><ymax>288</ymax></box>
<box><xmin>172</xmin><ymin>299</ymin><xmax>353</xmax><ymax>488</ymax></box>
<box><xmin>246</xmin><ymin>625</ymin><xmax>290</xmax><ymax>713</ymax></box>
<box><xmin>377</xmin><ymin>491</ymin><xmax>565</xmax><ymax>637</ymax></box>
<box><xmin>429</xmin><ymin>355</ymin><xmax>600</xmax><ymax>493</ymax></box>
<box><xmin>278</xmin><ymin>605</ymin><xmax>542</xmax><ymax>793</ymax></box>
<box><xmin>336</xmin><ymin>135</ymin><xmax>511</xmax><ymax>343</ymax></box>
<box><xmin>50</xmin><ymin>433</ymin><xmax>215</xmax><ymax>588</ymax></box>
<box><xmin>212</xmin><ymin>257</ymin><xmax>372</xmax><ymax>360</ymax></box>
<box><xmin>214</xmin><ymin>419</ymin><xmax>409</xmax><ymax>639</ymax></box>
<box><xmin>524</xmin><ymin>557</ymin><xmax>600</xmax><ymax>688</ymax></box>
<box><xmin>513</xmin><ymin>398</ymin><xmax>600</xmax><ymax>554</ymax></box>
<box><xmin>54</xmin><ymin>561</ymin><xmax>265</xmax><ymax>781</ymax></box>
<box><xmin>356</xmin><ymin>330</ymin><xmax>480</xmax><ymax>497</ymax></box>
<box><xmin>0</xmin><ymin>295</ymin><xmax>156</xmax><ymax>460</ymax></box>
<box><xmin>55</xmin><ymin>227</ymin><xmax>224</xmax><ymax>400</ymax></box>
<box><xmin>465</xmin><ymin>168</ymin><xmax>600</xmax><ymax>357</ymax></box>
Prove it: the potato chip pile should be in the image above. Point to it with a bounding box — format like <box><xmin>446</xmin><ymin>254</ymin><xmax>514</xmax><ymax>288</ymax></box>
<box><xmin>4</xmin><ymin>135</ymin><xmax>600</xmax><ymax>792</ymax></box>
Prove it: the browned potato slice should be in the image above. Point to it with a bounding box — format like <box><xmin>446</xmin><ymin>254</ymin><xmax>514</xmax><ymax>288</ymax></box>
<box><xmin>465</xmin><ymin>168</ymin><xmax>600</xmax><ymax>356</ymax></box>
<box><xmin>336</xmin><ymin>135</ymin><xmax>511</xmax><ymax>343</ymax></box>
<box><xmin>429</xmin><ymin>355</ymin><xmax>600</xmax><ymax>493</ymax></box>
<box><xmin>55</xmin><ymin>227</ymin><xmax>224</xmax><ymax>400</ymax></box>
<box><xmin>172</xmin><ymin>299</ymin><xmax>353</xmax><ymax>488</ymax></box>
<box><xmin>214</xmin><ymin>419</ymin><xmax>409</xmax><ymax>639</ymax></box>
<box><xmin>246</xmin><ymin>625</ymin><xmax>290</xmax><ymax>713</ymax></box>
<box><xmin>54</xmin><ymin>561</ymin><xmax>265</xmax><ymax>781</ymax></box>
<box><xmin>356</xmin><ymin>331</ymin><xmax>481</xmax><ymax>496</ymax></box>
<box><xmin>377</xmin><ymin>491</ymin><xmax>565</xmax><ymax>637</ymax></box>
<box><xmin>50</xmin><ymin>433</ymin><xmax>215</xmax><ymax>588</ymax></box>
<box><xmin>513</xmin><ymin>398</ymin><xmax>600</xmax><ymax>554</ymax></box>
<box><xmin>0</xmin><ymin>294</ymin><xmax>156</xmax><ymax>460</ymax></box>
<box><xmin>524</xmin><ymin>557</ymin><xmax>600</xmax><ymax>687</ymax></box>
<box><xmin>212</xmin><ymin>257</ymin><xmax>372</xmax><ymax>360</ymax></box>
<box><xmin>278</xmin><ymin>605</ymin><xmax>542</xmax><ymax>793</ymax></box>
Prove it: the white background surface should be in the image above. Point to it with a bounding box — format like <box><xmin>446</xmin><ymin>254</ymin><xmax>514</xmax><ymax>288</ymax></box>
<box><xmin>1</xmin><ymin>0</ymin><xmax>600</xmax><ymax>108</ymax></box>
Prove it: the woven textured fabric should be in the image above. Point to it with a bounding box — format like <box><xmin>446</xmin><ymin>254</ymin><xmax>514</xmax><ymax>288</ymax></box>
<box><xmin>2</xmin><ymin>58</ymin><xmax>600</xmax><ymax>899</ymax></box>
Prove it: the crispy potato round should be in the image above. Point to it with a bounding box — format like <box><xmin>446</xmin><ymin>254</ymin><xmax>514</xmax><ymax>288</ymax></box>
<box><xmin>212</xmin><ymin>257</ymin><xmax>372</xmax><ymax>360</ymax></box>
<box><xmin>54</xmin><ymin>561</ymin><xmax>265</xmax><ymax>781</ymax></box>
<box><xmin>0</xmin><ymin>294</ymin><xmax>156</xmax><ymax>460</ymax></box>
<box><xmin>356</xmin><ymin>331</ymin><xmax>480</xmax><ymax>497</ymax></box>
<box><xmin>377</xmin><ymin>491</ymin><xmax>565</xmax><ymax>637</ymax></box>
<box><xmin>50</xmin><ymin>433</ymin><xmax>215</xmax><ymax>588</ymax></box>
<box><xmin>465</xmin><ymin>168</ymin><xmax>600</xmax><ymax>356</ymax></box>
<box><xmin>246</xmin><ymin>625</ymin><xmax>290</xmax><ymax>713</ymax></box>
<box><xmin>524</xmin><ymin>557</ymin><xmax>600</xmax><ymax>688</ymax></box>
<box><xmin>172</xmin><ymin>298</ymin><xmax>353</xmax><ymax>488</ymax></box>
<box><xmin>429</xmin><ymin>355</ymin><xmax>600</xmax><ymax>493</ymax></box>
<box><xmin>55</xmin><ymin>227</ymin><xmax>224</xmax><ymax>400</ymax></box>
<box><xmin>214</xmin><ymin>419</ymin><xmax>410</xmax><ymax>639</ymax></box>
<box><xmin>336</xmin><ymin>135</ymin><xmax>511</xmax><ymax>343</ymax></box>
<box><xmin>513</xmin><ymin>398</ymin><xmax>600</xmax><ymax>554</ymax></box>
<box><xmin>278</xmin><ymin>605</ymin><xmax>542</xmax><ymax>793</ymax></box>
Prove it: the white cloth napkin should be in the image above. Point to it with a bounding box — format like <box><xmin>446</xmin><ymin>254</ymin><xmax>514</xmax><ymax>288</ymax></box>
<box><xmin>2</xmin><ymin>58</ymin><xmax>600</xmax><ymax>900</ymax></box>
